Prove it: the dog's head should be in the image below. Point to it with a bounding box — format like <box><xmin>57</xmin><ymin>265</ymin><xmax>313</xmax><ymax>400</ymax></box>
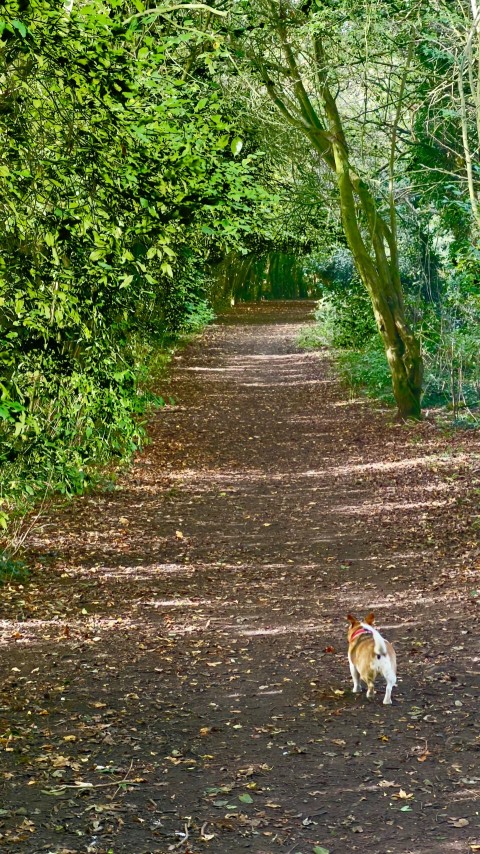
<box><xmin>347</xmin><ymin>612</ymin><xmax>375</xmax><ymax>641</ymax></box>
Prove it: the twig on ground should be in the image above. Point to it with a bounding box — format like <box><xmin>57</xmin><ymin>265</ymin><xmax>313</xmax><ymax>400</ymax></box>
<box><xmin>169</xmin><ymin>822</ymin><xmax>189</xmax><ymax>849</ymax></box>
<box><xmin>110</xmin><ymin>759</ymin><xmax>134</xmax><ymax>801</ymax></box>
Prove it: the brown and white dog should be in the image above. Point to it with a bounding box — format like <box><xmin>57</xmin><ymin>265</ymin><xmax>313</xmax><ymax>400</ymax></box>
<box><xmin>347</xmin><ymin>613</ymin><xmax>397</xmax><ymax>705</ymax></box>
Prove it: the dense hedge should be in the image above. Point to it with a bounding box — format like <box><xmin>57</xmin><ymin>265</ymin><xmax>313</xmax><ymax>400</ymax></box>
<box><xmin>0</xmin><ymin>0</ymin><xmax>279</xmax><ymax>528</ymax></box>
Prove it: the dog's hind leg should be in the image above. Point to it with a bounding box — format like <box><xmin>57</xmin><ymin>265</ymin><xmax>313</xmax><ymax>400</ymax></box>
<box><xmin>348</xmin><ymin>656</ymin><xmax>362</xmax><ymax>693</ymax></box>
<box><xmin>383</xmin><ymin>684</ymin><xmax>393</xmax><ymax>704</ymax></box>
<box><xmin>382</xmin><ymin>661</ymin><xmax>397</xmax><ymax>705</ymax></box>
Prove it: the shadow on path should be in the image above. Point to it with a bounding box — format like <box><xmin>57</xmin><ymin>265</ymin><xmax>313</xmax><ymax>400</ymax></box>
<box><xmin>0</xmin><ymin>301</ymin><xmax>479</xmax><ymax>854</ymax></box>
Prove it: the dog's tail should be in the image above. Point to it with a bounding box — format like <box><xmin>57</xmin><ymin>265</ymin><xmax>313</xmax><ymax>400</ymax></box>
<box><xmin>362</xmin><ymin>624</ymin><xmax>387</xmax><ymax>657</ymax></box>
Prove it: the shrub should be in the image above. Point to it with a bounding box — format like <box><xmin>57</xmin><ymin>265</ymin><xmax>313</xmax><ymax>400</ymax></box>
<box><xmin>297</xmin><ymin>295</ymin><xmax>392</xmax><ymax>404</ymax></box>
<box><xmin>335</xmin><ymin>337</ymin><xmax>393</xmax><ymax>403</ymax></box>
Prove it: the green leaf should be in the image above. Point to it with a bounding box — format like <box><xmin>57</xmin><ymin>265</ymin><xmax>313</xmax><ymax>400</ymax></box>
<box><xmin>230</xmin><ymin>137</ymin><xmax>243</xmax><ymax>156</ymax></box>
<box><xmin>313</xmin><ymin>848</ymin><xmax>330</xmax><ymax>854</ymax></box>
<box><xmin>238</xmin><ymin>793</ymin><xmax>253</xmax><ymax>803</ymax></box>
<box><xmin>11</xmin><ymin>19</ymin><xmax>27</xmax><ymax>38</ymax></box>
<box><xmin>120</xmin><ymin>274</ymin><xmax>134</xmax><ymax>289</ymax></box>
<box><xmin>160</xmin><ymin>261</ymin><xmax>173</xmax><ymax>277</ymax></box>
<box><xmin>90</xmin><ymin>249</ymin><xmax>105</xmax><ymax>261</ymax></box>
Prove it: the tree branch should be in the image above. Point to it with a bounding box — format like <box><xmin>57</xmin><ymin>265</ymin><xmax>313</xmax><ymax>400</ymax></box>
<box><xmin>124</xmin><ymin>3</ymin><xmax>227</xmax><ymax>24</ymax></box>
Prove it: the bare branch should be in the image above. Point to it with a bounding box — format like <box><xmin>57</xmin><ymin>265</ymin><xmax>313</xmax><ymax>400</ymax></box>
<box><xmin>124</xmin><ymin>3</ymin><xmax>227</xmax><ymax>24</ymax></box>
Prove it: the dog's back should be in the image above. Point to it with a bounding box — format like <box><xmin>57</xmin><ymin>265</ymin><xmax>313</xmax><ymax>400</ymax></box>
<box><xmin>347</xmin><ymin>613</ymin><xmax>397</xmax><ymax>705</ymax></box>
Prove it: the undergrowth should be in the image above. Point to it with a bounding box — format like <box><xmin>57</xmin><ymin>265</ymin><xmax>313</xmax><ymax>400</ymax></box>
<box><xmin>297</xmin><ymin>299</ymin><xmax>393</xmax><ymax>405</ymax></box>
<box><xmin>297</xmin><ymin>298</ymin><xmax>480</xmax><ymax>429</ymax></box>
<box><xmin>0</xmin><ymin>553</ymin><xmax>29</xmax><ymax>586</ymax></box>
<box><xmin>334</xmin><ymin>338</ymin><xmax>394</xmax><ymax>404</ymax></box>
<box><xmin>299</xmin><ymin>296</ymin><xmax>480</xmax><ymax>423</ymax></box>
<box><xmin>0</xmin><ymin>298</ymin><xmax>215</xmax><ymax>548</ymax></box>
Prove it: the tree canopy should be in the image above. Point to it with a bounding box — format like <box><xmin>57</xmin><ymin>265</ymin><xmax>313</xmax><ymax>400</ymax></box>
<box><xmin>2</xmin><ymin>0</ymin><xmax>480</xmax><ymax>522</ymax></box>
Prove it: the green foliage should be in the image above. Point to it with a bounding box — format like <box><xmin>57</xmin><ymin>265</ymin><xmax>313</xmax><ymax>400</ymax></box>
<box><xmin>0</xmin><ymin>553</ymin><xmax>29</xmax><ymax>586</ymax></box>
<box><xmin>298</xmin><ymin>292</ymin><xmax>392</xmax><ymax>404</ymax></box>
<box><xmin>0</xmin><ymin>0</ymin><xmax>280</xmax><ymax>531</ymax></box>
<box><xmin>407</xmin><ymin>2</ymin><xmax>478</xmax><ymax>251</ymax></box>
<box><xmin>296</xmin><ymin>323</ymin><xmax>327</xmax><ymax>351</ymax></box>
<box><xmin>3</xmin><ymin>0</ymin><xmax>480</xmax><ymax>536</ymax></box>
<box><xmin>323</xmin><ymin>290</ymin><xmax>376</xmax><ymax>350</ymax></box>
<box><xmin>420</xmin><ymin>262</ymin><xmax>480</xmax><ymax>414</ymax></box>
<box><xmin>212</xmin><ymin>251</ymin><xmax>319</xmax><ymax>304</ymax></box>
<box><xmin>307</xmin><ymin>251</ymin><xmax>377</xmax><ymax>348</ymax></box>
<box><xmin>301</xmin><ymin>250</ymin><xmax>480</xmax><ymax>415</ymax></box>
<box><xmin>297</xmin><ymin>299</ymin><xmax>337</xmax><ymax>349</ymax></box>
<box><xmin>335</xmin><ymin>338</ymin><xmax>393</xmax><ymax>404</ymax></box>
<box><xmin>297</xmin><ymin>247</ymin><xmax>391</xmax><ymax>400</ymax></box>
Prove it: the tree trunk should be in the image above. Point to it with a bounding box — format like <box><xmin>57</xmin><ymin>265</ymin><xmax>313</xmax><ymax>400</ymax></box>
<box><xmin>334</xmin><ymin>149</ymin><xmax>423</xmax><ymax>420</ymax></box>
<box><xmin>255</xmin><ymin>3</ymin><xmax>423</xmax><ymax>419</ymax></box>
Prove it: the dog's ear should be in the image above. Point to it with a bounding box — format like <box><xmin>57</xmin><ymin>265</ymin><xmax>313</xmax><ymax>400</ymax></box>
<box><xmin>364</xmin><ymin>612</ymin><xmax>375</xmax><ymax>625</ymax></box>
<box><xmin>347</xmin><ymin>614</ymin><xmax>358</xmax><ymax>626</ymax></box>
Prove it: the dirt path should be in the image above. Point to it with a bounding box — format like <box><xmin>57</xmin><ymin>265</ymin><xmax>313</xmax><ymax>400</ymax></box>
<box><xmin>0</xmin><ymin>301</ymin><xmax>479</xmax><ymax>854</ymax></box>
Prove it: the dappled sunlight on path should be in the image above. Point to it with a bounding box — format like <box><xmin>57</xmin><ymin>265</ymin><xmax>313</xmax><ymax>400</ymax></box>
<box><xmin>0</xmin><ymin>301</ymin><xmax>479</xmax><ymax>853</ymax></box>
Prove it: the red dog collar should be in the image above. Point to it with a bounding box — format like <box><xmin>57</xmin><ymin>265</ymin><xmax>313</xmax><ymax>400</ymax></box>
<box><xmin>350</xmin><ymin>626</ymin><xmax>371</xmax><ymax>642</ymax></box>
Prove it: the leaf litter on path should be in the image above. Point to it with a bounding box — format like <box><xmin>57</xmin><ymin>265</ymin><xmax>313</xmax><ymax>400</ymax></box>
<box><xmin>0</xmin><ymin>302</ymin><xmax>479</xmax><ymax>853</ymax></box>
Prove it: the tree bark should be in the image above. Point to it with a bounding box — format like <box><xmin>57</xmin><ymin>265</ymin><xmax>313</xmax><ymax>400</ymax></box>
<box><xmin>255</xmin><ymin>2</ymin><xmax>423</xmax><ymax>418</ymax></box>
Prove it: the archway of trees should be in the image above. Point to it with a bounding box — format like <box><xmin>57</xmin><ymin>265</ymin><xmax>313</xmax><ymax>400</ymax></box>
<box><xmin>2</xmin><ymin>0</ymin><xmax>480</xmax><ymax>519</ymax></box>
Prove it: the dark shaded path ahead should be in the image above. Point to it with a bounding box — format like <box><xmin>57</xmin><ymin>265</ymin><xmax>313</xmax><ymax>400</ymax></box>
<box><xmin>0</xmin><ymin>302</ymin><xmax>479</xmax><ymax>854</ymax></box>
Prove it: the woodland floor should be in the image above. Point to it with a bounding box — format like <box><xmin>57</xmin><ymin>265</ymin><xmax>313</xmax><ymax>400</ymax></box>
<box><xmin>1</xmin><ymin>300</ymin><xmax>480</xmax><ymax>854</ymax></box>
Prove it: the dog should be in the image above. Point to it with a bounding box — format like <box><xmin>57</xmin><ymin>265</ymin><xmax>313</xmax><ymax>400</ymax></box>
<box><xmin>347</xmin><ymin>612</ymin><xmax>397</xmax><ymax>704</ymax></box>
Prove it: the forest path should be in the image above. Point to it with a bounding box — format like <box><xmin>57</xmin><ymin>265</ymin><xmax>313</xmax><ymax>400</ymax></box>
<box><xmin>1</xmin><ymin>301</ymin><xmax>479</xmax><ymax>854</ymax></box>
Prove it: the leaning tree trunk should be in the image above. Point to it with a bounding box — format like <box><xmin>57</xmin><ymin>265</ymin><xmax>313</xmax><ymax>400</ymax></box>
<box><xmin>334</xmin><ymin>148</ymin><xmax>423</xmax><ymax>420</ymax></box>
<box><xmin>254</xmin><ymin>4</ymin><xmax>423</xmax><ymax>419</ymax></box>
<box><xmin>319</xmin><ymin>55</ymin><xmax>423</xmax><ymax>419</ymax></box>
